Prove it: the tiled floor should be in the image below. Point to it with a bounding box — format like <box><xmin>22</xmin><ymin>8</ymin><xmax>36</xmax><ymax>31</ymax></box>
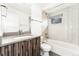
<box><xmin>49</xmin><ymin>51</ymin><xmax>60</xmax><ymax>56</ymax></box>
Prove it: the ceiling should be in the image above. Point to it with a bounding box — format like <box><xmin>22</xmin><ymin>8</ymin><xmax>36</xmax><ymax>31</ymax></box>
<box><xmin>40</xmin><ymin>3</ymin><xmax>62</xmax><ymax>10</ymax></box>
<box><xmin>1</xmin><ymin>3</ymin><xmax>75</xmax><ymax>14</ymax></box>
<box><xmin>0</xmin><ymin>3</ymin><xmax>62</xmax><ymax>13</ymax></box>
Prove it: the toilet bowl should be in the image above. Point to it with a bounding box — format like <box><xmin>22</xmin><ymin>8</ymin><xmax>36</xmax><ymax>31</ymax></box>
<box><xmin>41</xmin><ymin>43</ymin><xmax>51</xmax><ymax>56</ymax></box>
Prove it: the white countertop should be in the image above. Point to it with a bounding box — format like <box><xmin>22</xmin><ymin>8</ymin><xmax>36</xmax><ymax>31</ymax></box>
<box><xmin>0</xmin><ymin>35</ymin><xmax>40</xmax><ymax>47</ymax></box>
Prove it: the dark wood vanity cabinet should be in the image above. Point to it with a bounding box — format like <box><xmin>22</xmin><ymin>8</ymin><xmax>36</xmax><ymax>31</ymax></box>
<box><xmin>0</xmin><ymin>37</ymin><xmax>40</xmax><ymax>56</ymax></box>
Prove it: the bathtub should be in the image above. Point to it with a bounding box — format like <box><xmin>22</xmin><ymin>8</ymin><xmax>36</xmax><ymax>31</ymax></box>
<box><xmin>47</xmin><ymin>39</ymin><xmax>79</xmax><ymax>56</ymax></box>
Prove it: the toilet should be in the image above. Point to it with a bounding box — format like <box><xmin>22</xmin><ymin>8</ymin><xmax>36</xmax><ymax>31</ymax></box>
<box><xmin>41</xmin><ymin>43</ymin><xmax>51</xmax><ymax>56</ymax></box>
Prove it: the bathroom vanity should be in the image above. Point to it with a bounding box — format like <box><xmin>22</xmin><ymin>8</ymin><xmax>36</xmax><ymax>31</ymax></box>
<box><xmin>0</xmin><ymin>35</ymin><xmax>40</xmax><ymax>56</ymax></box>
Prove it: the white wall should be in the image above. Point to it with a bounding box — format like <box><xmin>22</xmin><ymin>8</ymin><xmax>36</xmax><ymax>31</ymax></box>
<box><xmin>31</xmin><ymin>4</ymin><xmax>42</xmax><ymax>35</ymax></box>
<box><xmin>48</xmin><ymin>4</ymin><xmax>79</xmax><ymax>55</ymax></box>
<box><xmin>31</xmin><ymin>20</ymin><xmax>42</xmax><ymax>35</ymax></box>
<box><xmin>0</xmin><ymin>6</ymin><xmax>2</xmax><ymax>36</ymax></box>
<box><xmin>0</xmin><ymin>6</ymin><xmax>30</xmax><ymax>35</ymax></box>
<box><xmin>48</xmin><ymin>5</ymin><xmax>79</xmax><ymax>56</ymax></box>
<box><xmin>31</xmin><ymin>4</ymin><xmax>42</xmax><ymax>21</ymax></box>
<box><xmin>48</xmin><ymin>4</ymin><xmax>79</xmax><ymax>46</ymax></box>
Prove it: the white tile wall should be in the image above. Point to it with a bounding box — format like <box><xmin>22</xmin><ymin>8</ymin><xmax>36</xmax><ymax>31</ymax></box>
<box><xmin>48</xmin><ymin>4</ymin><xmax>79</xmax><ymax>46</ymax></box>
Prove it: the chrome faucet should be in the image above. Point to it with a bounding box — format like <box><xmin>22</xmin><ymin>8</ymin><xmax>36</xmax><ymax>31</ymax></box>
<box><xmin>19</xmin><ymin>30</ymin><xmax>22</xmax><ymax>35</ymax></box>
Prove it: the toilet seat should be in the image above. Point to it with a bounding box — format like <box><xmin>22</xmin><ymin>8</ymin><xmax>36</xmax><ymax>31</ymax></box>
<box><xmin>41</xmin><ymin>43</ymin><xmax>51</xmax><ymax>51</ymax></box>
